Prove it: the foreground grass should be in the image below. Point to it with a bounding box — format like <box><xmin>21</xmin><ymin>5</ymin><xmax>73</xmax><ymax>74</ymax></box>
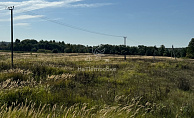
<box><xmin>0</xmin><ymin>52</ymin><xmax>194</xmax><ymax>117</ymax></box>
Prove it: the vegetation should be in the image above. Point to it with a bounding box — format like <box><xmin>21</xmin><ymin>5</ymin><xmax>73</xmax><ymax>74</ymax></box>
<box><xmin>186</xmin><ymin>38</ymin><xmax>194</xmax><ymax>58</ymax></box>
<box><xmin>0</xmin><ymin>39</ymin><xmax>187</xmax><ymax>58</ymax></box>
<box><xmin>0</xmin><ymin>52</ymin><xmax>194</xmax><ymax>117</ymax></box>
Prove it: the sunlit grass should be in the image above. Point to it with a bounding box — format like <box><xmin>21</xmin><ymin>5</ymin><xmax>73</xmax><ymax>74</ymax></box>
<box><xmin>0</xmin><ymin>52</ymin><xmax>194</xmax><ymax>117</ymax></box>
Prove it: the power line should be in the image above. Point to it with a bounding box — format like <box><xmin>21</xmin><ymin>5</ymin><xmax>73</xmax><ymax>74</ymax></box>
<box><xmin>1</xmin><ymin>5</ymin><xmax>167</xmax><ymax>46</ymax></box>
<box><xmin>24</xmin><ymin>11</ymin><xmax>146</xmax><ymax>45</ymax></box>
<box><xmin>1</xmin><ymin>4</ymin><xmax>124</xmax><ymax>38</ymax></box>
<box><xmin>0</xmin><ymin>4</ymin><xmax>8</xmax><ymax>11</ymax></box>
<box><xmin>1</xmin><ymin>5</ymin><xmax>145</xmax><ymax>45</ymax></box>
<box><xmin>26</xmin><ymin>11</ymin><xmax>155</xmax><ymax>47</ymax></box>
<box><xmin>0</xmin><ymin>5</ymin><xmax>7</xmax><ymax>7</ymax></box>
<box><xmin>25</xmin><ymin>11</ymin><xmax>124</xmax><ymax>38</ymax></box>
<box><xmin>2</xmin><ymin>6</ymin><xmax>147</xmax><ymax>45</ymax></box>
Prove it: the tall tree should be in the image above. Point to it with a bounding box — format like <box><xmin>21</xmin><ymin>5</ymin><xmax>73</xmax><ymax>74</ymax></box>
<box><xmin>138</xmin><ymin>45</ymin><xmax>146</xmax><ymax>55</ymax></box>
<box><xmin>159</xmin><ymin>45</ymin><xmax>165</xmax><ymax>56</ymax></box>
<box><xmin>186</xmin><ymin>38</ymin><xmax>194</xmax><ymax>58</ymax></box>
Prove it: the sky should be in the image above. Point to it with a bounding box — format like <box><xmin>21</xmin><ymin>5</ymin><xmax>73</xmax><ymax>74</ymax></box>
<box><xmin>0</xmin><ymin>0</ymin><xmax>194</xmax><ymax>48</ymax></box>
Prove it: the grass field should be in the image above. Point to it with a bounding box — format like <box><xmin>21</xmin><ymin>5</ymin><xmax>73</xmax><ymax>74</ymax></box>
<box><xmin>0</xmin><ymin>52</ymin><xmax>194</xmax><ymax>118</ymax></box>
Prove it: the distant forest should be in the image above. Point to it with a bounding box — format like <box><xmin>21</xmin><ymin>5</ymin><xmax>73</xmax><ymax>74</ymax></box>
<box><xmin>1</xmin><ymin>38</ymin><xmax>193</xmax><ymax>58</ymax></box>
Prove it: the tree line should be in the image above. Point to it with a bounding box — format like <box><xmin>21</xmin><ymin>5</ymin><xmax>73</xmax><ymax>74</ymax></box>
<box><xmin>1</xmin><ymin>38</ymin><xmax>194</xmax><ymax>58</ymax></box>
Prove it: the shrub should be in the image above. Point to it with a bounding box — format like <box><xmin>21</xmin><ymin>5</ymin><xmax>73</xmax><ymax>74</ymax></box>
<box><xmin>0</xmin><ymin>86</ymin><xmax>53</xmax><ymax>107</ymax></box>
<box><xmin>37</xmin><ymin>49</ymin><xmax>52</xmax><ymax>53</ymax></box>
<box><xmin>52</xmin><ymin>49</ymin><xmax>58</xmax><ymax>53</ymax></box>
<box><xmin>31</xmin><ymin>48</ymin><xmax>37</xmax><ymax>52</ymax></box>
<box><xmin>177</xmin><ymin>77</ymin><xmax>190</xmax><ymax>91</ymax></box>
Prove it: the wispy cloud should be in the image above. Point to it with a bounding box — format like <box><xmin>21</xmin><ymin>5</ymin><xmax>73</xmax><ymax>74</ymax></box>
<box><xmin>0</xmin><ymin>0</ymin><xmax>112</xmax><ymax>25</ymax></box>
<box><xmin>14</xmin><ymin>15</ymin><xmax>43</xmax><ymax>20</ymax></box>
<box><xmin>0</xmin><ymin>0</ymin><xmax>66</xmax><ymax>14</ymax></box>
<box><xmin>69</xmin><ymin>3</ymin><xmax>113</xmax><ymax>8</ymax></box>
<box><xmin>0</xmin><ymin>0</ymin><xmax>112</xmax><ymax>13</ymax></box>
<box><xmin>15</xmin><ymin>23</ymin><xmax>30</xmax><ymax>26</ymax></box>
<box><xmin>0</xmin><ymin>15</ymin><xmax>43</xmax><ymax>21</ymax></box>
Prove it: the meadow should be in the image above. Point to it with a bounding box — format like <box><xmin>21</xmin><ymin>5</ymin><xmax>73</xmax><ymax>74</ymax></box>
<box><xmin>0</xmin><ymin>52</ymin><xmax>194</xmax><ymax>118</ymax></box>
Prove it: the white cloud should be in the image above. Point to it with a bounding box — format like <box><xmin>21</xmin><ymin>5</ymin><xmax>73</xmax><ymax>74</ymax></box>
<box><xmin>0</xmin><ymin>0</ymin><xmax>66</xmax><ymax>14</ymax></box>
<box><xmin>0</xmin><ymin>15</ymin><xmax>43</xmax><ymax>21</ymax></box>
<box><xmin>14</xmin><ymin>15</ymin><xmax>43</xmax><ymax>20</ymax></box>
<box><xmin>15</xmin><ymin>23</ymin><xmax>30</xmax><ymax>26</ymax></box>
<box><xmin>69</xmin><ymin>3</ymin><xmax>113</xmax><ymax>8</ymax></box>
<box><xmin>0</xmin><ymin>0</ymin><xmax>112</xmax><ymax>13</ymax></box>
<box><xmin>0</xmin><ymin>0</ymin><xmax>112</xmax><ymax>22</ymax></box>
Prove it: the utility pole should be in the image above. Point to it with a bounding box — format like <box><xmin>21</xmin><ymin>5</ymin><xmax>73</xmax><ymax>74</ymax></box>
<box><xmin>8</xmin><ymin>6</ymin><xmax>14</xmax><ymax>68</ymax></box>
<box><xmin>153</xmin><ymin>47</ymin><xmax>155</xmax><ymax>60</ymax></box>
<box><xmin>172</xmin><ymin>45</ymin><xmax>176</xmax><ymax>60</ymax></box>
<box><xmin>124</xmin><ymin>37</ymin><xmax>127</xmax><ymax>60</ymax></box>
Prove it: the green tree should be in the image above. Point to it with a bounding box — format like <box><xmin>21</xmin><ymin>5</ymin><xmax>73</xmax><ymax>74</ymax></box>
<box><xmin>130</xmin><ymin>47</ymin><xmax>138</xmax><ymax>55</ymax></box>
<box><xmin>0</xmin><ymin>41</ymin><xmax>7</xmax><ymax>50</ymax></box>
<box><xmin>138</xmin><ymin>45</ymin><xmax>146</xmax><ymax>55</ymax></box>
<box><xmin>159</xmin><ymin>45</ymin><xmax>165</xmax><ymax>56</ymax></box>
<box><xmin>186</xmin><ymin>38</ymin><xmax>194</xmax><ymax>58</ymax></box>
<box><xmin>15</xmin><ymin>39</ymin><xmax>20</xmax><ymax>43</ymax></box>
<box><xmin>163</xmin><ymin>49</ymin><xmax>171</xmax><ymax>56</ymax></box>
<box><xmin>146</xmin><ymin>47</ymin><xmax>154</xmax><ymax>56</ymax></box>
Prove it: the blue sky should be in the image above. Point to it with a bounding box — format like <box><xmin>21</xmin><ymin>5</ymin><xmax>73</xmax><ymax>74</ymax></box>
<box><xmin>0</xmin><ymin>0</ymin><xmax>194</xmax><ymax>47</ymax></box>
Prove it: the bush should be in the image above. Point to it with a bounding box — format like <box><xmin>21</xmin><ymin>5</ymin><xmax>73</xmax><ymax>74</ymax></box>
<box><xmin>177</xmin><ymin>77</ymin><xmax>190</xmax><ymax>91</ymax></box>
<box><xmin>31</xmin><ymin>48</ymin><xmax>37</xmax><ymax>52</ymax></box>
<box><xmin>186</xmin><ymin>38</ymin><xmax>194</xmax><ymax>58</ymax></box>
<box><xmin>0</xmin><ymin>86</ymin><xmax>53</xmax><ymax>107</ymax></box>
<box><xmin>52</xmin><ymin>49</ymin><xmax>58</xmax><ymax>53</ymax></box>
<box><xmin>37</xmin><ymin>49</ymin><xmax>52</xmax><ymax>53</ymax></box>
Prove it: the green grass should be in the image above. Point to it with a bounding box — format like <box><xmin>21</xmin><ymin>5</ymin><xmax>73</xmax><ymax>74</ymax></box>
<box><xmin>0</xmin><ymin>52</ymin><xmax>194</xmax><ymax>117</ymax></box>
